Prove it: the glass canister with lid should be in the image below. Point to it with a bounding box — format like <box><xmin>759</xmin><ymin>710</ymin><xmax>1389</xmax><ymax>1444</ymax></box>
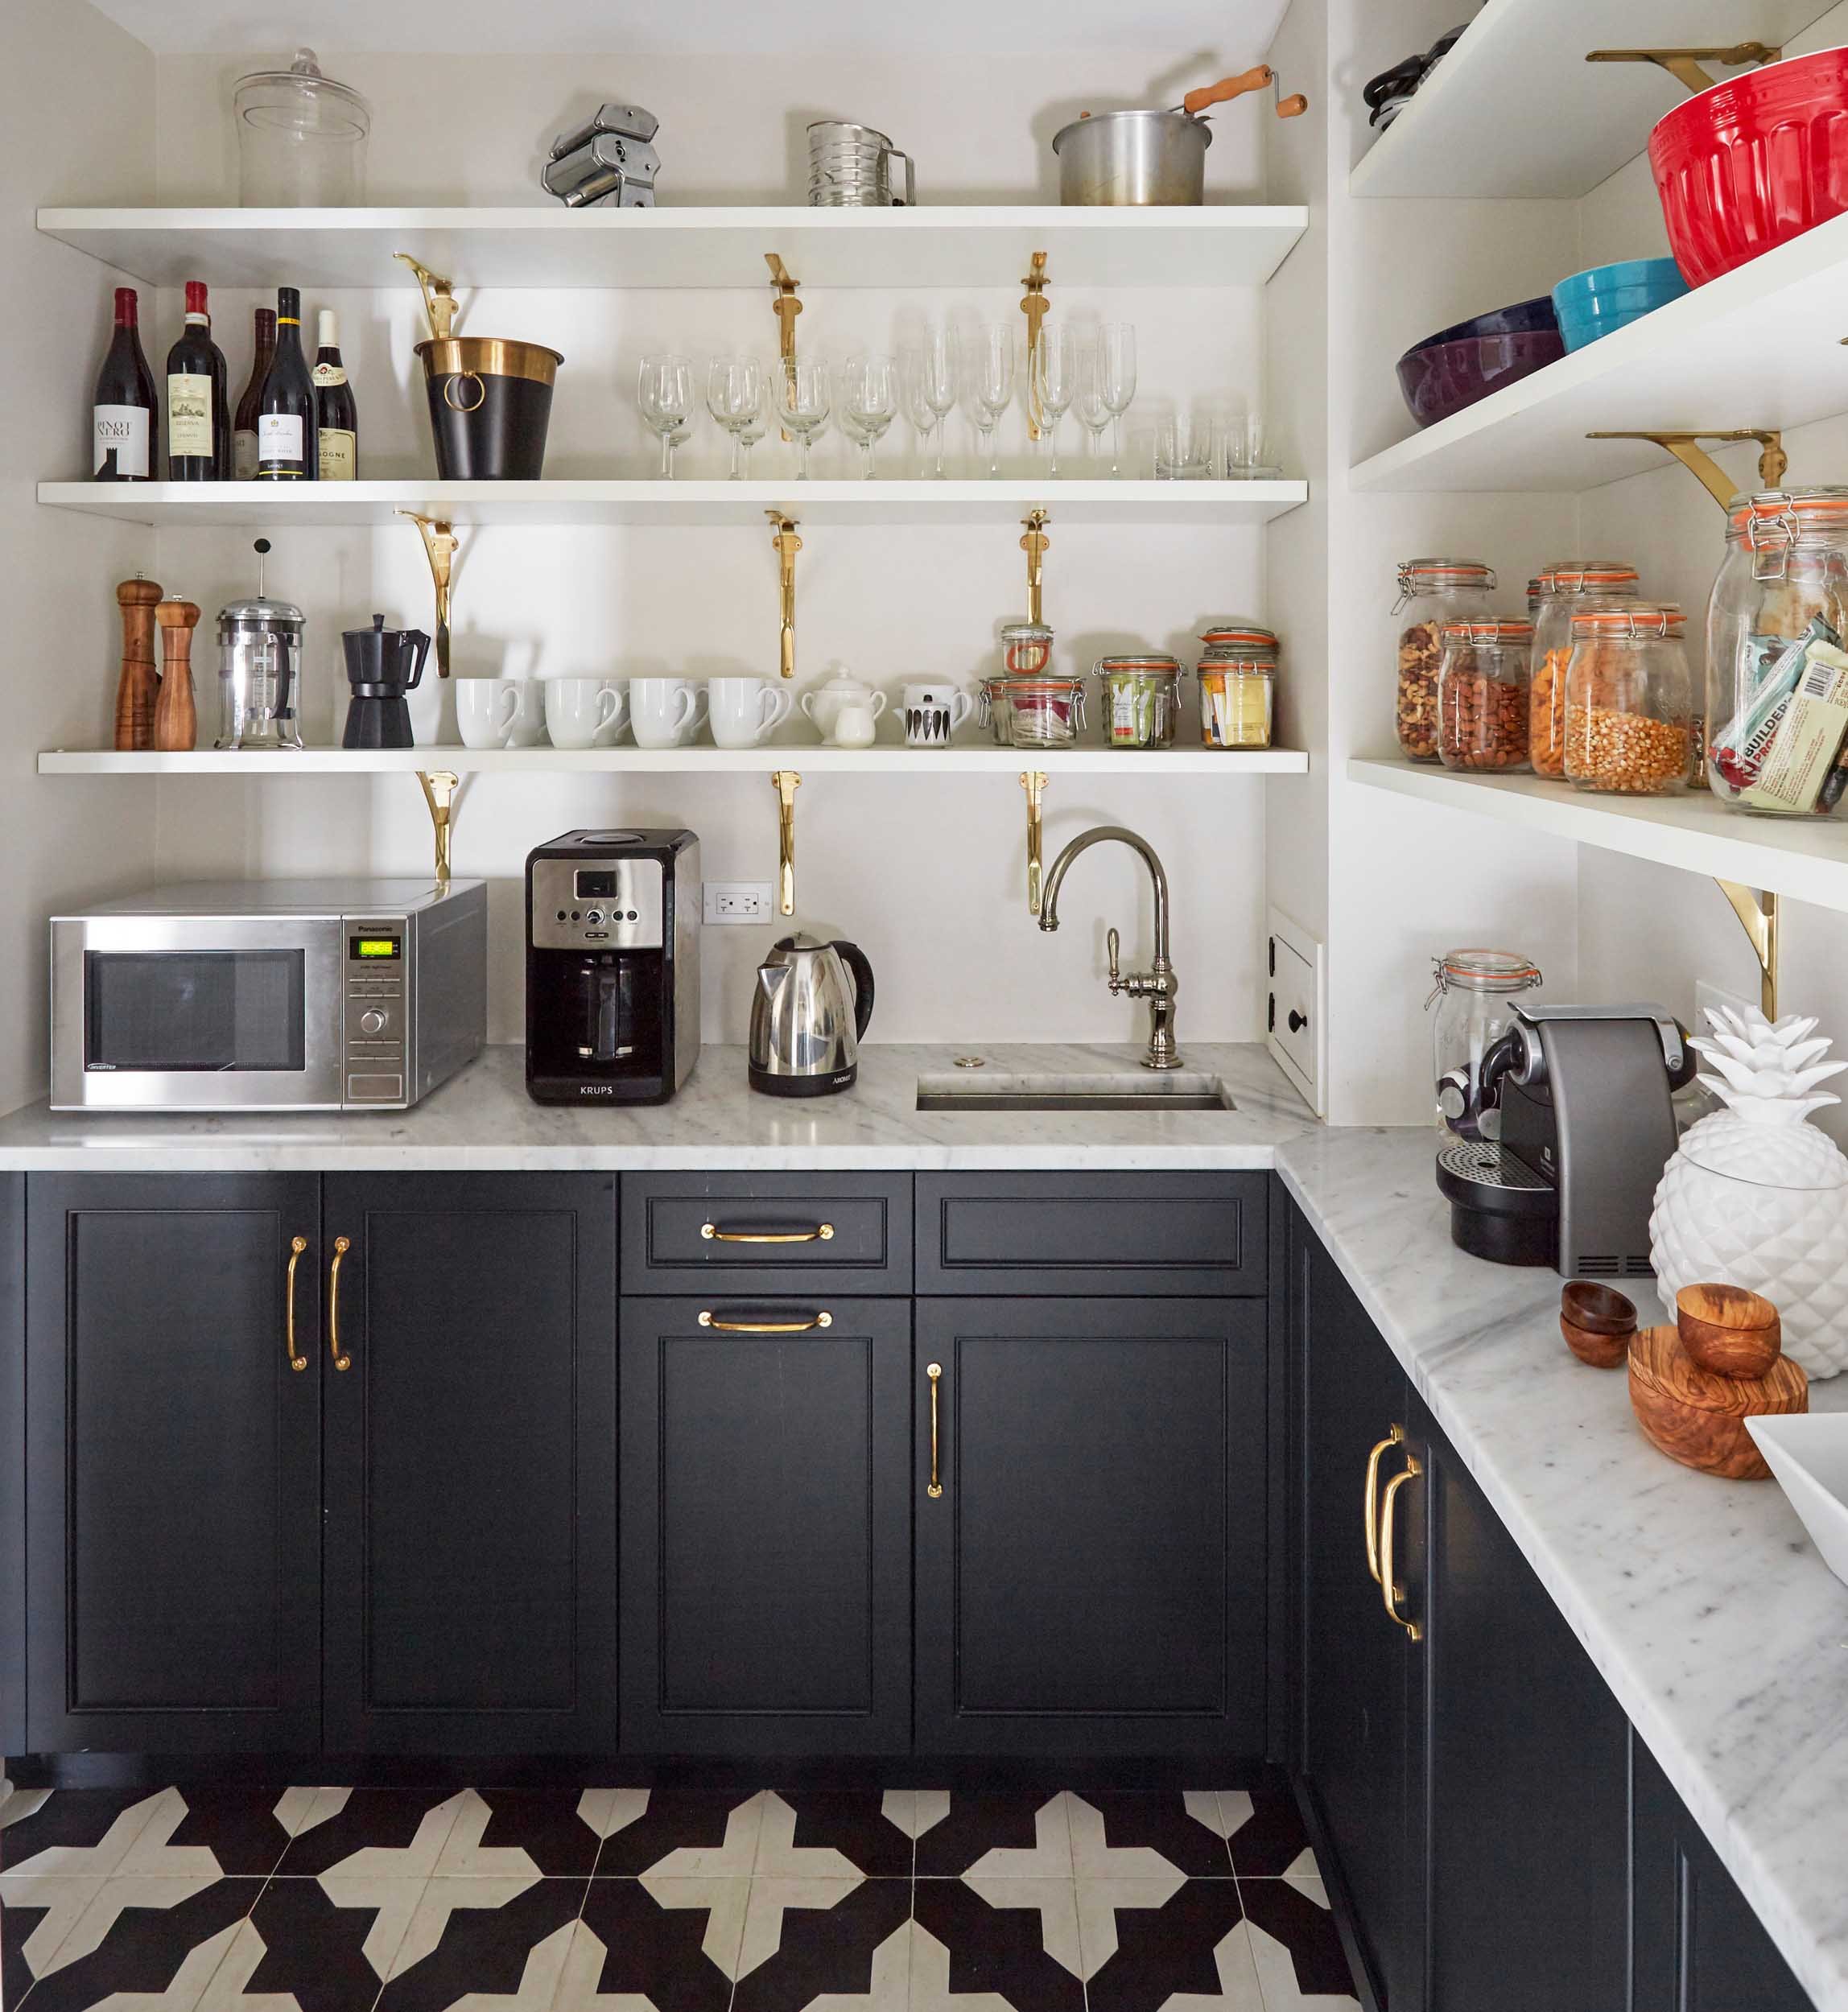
<box><xmin>1429</xmin><ymin>948</ymin><xmax>1543</xmax><ymax>1137</ymax></box>
<box><xmin>1706</xmin><ymin>489</ymin><xmax>1848</xmax><ymax>815</ymax></box>
<box><xmin>1528</xmin><ymin>560</ymin><xmax>1640</xmax><ymax>778</ymax></box>
<box><xmin>1562</xmin><ymin>601</ymin><xmax>1692</xmax><ymax>795</ymax></box>
<box><xmin>1097</xmin><ymin>655</ymin><xmax>1182</xmax><ymax>748</ymax></box>
<box><xmin>1395</xmin><ymin>559</ymin><xmax>1495</xmax><ymax>762</ymax></box>
<box><xmin>1437</xmin><ymin>616</ymin><xmax>1532</xmax><ymax>771</ymax></box>
<box><xmin>233</xmin><ymin>48</ymin><xmax>372</xmax><ymax>206</ymax></box>
<box><xmin>1198</xmin><ymin>621</ymin><xmax>1278</xmax><ymax>748</ymax></box>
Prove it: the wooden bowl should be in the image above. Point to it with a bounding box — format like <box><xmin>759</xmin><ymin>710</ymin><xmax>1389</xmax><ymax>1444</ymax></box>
<box><xmin>1675</xmin><ymin>1283</ymin><xmax>1782</xmax><ymax>1379</ymax></box>
<box><xmin>1628</xmin><ymin>1325</ymin><xmax>1807</xmax><ymax>1479</ymax></box>
<box><xmin>1560</xmin><ymin>1280</ymin><xmax>1636</xmax><ymax>1367</ymax></box>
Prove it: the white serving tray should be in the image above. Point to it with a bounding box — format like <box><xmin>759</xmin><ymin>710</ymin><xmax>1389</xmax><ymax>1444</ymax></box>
<box><xmin>1747</xmin><ymin>1415</ymin><xmax>1848</xmax><ymax>1590</ymax></box>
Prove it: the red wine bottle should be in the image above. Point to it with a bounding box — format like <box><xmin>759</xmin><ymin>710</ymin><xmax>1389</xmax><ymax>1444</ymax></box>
<box><xmin>256</xmin><ymin>287</ymin><xmax>315</xmax><ymax>480</ymax></box>
<box><xmin>311</xmin><ymin>309</ymin><xmax>358</xmax><ymax>480</ymax></box>
<box><xmin>233</xmin><ymin>308</ymin><xmax>276</xmax><ymax>480</ymax></box>
<box><xmin>166</xmin><ymin>280</ymin><xmax>230</xmax><ymax>480</ymax></box>
<box><xmin>92</xmin><ymin>287</ymin><xmax>158</xmax><ymax>482</ymax></box>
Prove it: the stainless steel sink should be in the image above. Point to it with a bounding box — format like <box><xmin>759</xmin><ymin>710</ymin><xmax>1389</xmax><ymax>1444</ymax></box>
<box><xmin>916</xmin><ymin>1074</ymin><xmax>1235</xmax><ymax>1114</ymax></box>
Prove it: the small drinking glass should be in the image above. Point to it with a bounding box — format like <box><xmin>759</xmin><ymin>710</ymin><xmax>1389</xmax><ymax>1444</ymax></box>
<box><xmin>1155</xmin><ymin>409</ymin><xmax>1217</xmax><ymax>480</ymax></box>
<box><xmin>840</xmin><ymin>353</ymin><xmax>898</xmax><ymax>479</ymax></box>
<box><xmin>771</xmin><ymin>356</ymin><xmax>831</xmax><ymax>478</ymax></box>
<box><xmin>1032</xmin><ymin>325</ymin><xmax>1079</xmax><ymax>476</ymax></box>
<box><xmin>705</xmin><ymin>354</ymin><xmax>764</xmax><ymax>482</ymax></box>
<box><xmin>1226</xmin><ymin>411</ymin><xmax>1282</xmax><ymax>480</ymax></box>
<box><xmin>638</xmin><ymin>353</ymin><xmax>695</xmax><ymax>480</ymax></box>
<box><xmin>1075</xmin><ymin>344</ymin><xmax>1113</xmax><ymax>468</ymax></box>
<box><xmin>959</xmin><ymin>324</ymin><xmax>1016</xmax><ymax>480</ymax></box>
<box><xmin>1096</xmin><ymin>323</ymin><xmax>1136</xmax><ymax>476</ymax></box>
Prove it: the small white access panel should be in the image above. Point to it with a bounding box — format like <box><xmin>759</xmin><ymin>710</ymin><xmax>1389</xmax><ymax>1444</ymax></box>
<box><xmin>1267</xmin><ymin>905</ymin><xmax>1326</xmax><ymax>1116</ymax></box>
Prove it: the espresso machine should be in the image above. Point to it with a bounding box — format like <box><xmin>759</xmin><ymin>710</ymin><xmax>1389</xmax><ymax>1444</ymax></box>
<box><xmin>1436</xmin><ymin>1001</ymin><xmax>1695</xmax><ymax>1274</ymax></box>
<box><xmin>525</xmin><ymin>829</ymin><xmax>699</xmax><ymax>1104</ymax></box>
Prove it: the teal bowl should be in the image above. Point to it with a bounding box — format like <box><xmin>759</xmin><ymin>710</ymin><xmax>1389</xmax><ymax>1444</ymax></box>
<box><xmin>1551</xmin><ymin>259</ymin><xmax>1689</xmax><ymax>351</ymax></box>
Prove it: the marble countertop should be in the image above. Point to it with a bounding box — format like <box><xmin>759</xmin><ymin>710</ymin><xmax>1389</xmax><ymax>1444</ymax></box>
<box><xmin>3</xmin><ymin>1046</ymin><xmax>1843</xmax><ymax>2004</ymax></box>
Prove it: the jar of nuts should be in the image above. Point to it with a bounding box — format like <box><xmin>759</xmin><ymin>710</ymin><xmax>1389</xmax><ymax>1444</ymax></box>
<box><xmin>1438</xmin><ymin>617</ymin><xmax>1533</xmax><ymax>771</ymax></box>
<box><xmin>1395</xmin><ymin>558</ymin><xmax>1496</xmax><ymax>762</ymax></box>
<box><xmin>1528</xmin><ymin>561</ymin><xmax>1640</xmax><ymax>779</ymax></box>
<box><xmin>1562</xmin><ymin>603</ymin><xmax>1693</xmax><ymax>796</ymax></box>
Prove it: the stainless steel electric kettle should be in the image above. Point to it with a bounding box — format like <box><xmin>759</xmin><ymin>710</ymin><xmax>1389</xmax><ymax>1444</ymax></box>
<box><xmin>748</xmin><ymin>934</ymin><xmax>875</xmax><ymax>1097</ymax></box>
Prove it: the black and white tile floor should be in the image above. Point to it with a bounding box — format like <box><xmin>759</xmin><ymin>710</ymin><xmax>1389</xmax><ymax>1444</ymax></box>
<box><xmin>0</xmin><ymin>1775</ymin><xmax>1359</xmax><ymax>2011</ymax></box>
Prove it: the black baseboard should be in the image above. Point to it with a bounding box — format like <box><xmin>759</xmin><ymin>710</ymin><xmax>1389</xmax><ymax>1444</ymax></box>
<box><xmin>1293</xmin><ymin>1771</ymin><xmax>1384</xmax><ymax>2012</ymax></box>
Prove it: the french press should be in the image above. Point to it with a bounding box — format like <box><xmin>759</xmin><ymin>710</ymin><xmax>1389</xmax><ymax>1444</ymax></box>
<box><xmin>216</xmin><ymin>538</ymin><xmax>306</xmax><ymax>749</ymax></box>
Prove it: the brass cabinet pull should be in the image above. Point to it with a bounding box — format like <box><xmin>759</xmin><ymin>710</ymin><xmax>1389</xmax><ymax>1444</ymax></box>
<box><xmin>328</xmin><ymin>1236</ymin><xmax>353</xmax><ymax>1371</ymax></box>
<box><xmin>1363</xmin><ymin>1424</ymin><xmax>1407</xmax><ymax>1584</ymax></box>
<box><xmin>926</xmin><ymin>1362</ymin><xmax>943</xmax><ymax>1499</ymax></box>
<box><xmin>698</xmin><ymin>1309</ymin><xmax>832</xmax><ymax>1333</ymax></box>
<box><xmin>1379</xmin><ymin>1456</ymin><xmax>1423</xmax><ymax>1642</ymax></box>
<box><xmin>700</xmin><ymin>1221</ymin><xmax>835</xmax><ymax>1243</ymax></box>
<box><xmin>285</xmin><ymin>1236</ymin><xmax>310</xmax><ymax>1372</ymax></box>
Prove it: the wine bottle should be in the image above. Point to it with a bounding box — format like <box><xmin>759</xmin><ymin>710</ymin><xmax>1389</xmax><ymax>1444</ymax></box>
<box><xmin>233</xmin><ymin>307</ymin><xmax>276</xmax><ymax>480</ymax></box>
<box><xmin>92</xmin><ymin>287</ymin><xmax>158</xmax><ymax>482</ymax></box>
<box><xmin>255</xmin><ymin>287</ymin><xmax>315</xmax><ymax>480</ymax></box>
<box><xmin>166</xmin><ymin>280</ymin><xmax>230</xmax><ymax>480</ymax></box>
<box><xmin>311</xmin><ymin>308</ymin><xmax>358</xmax><ymax>480</ymax></box>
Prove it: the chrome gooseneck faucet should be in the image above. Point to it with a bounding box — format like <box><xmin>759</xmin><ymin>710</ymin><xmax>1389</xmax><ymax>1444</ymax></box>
<box><xmin>1037</xmin><ymin>824</ymin><xmax>1181</xmax><ymax>1070</ymax></box>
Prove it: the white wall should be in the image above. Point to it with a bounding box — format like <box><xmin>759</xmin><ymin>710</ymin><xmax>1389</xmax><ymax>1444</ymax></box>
<box><xmin>0</xmin><ymin>0</ymin><xmax>157</xmax><ymax>1114</ymax></box>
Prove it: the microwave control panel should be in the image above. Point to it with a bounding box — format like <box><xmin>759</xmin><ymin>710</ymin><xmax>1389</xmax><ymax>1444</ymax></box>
<box><xmin>344</xmin><ymin>919</ymin><xmax>407</xmax><ymax>1104</ymax></box>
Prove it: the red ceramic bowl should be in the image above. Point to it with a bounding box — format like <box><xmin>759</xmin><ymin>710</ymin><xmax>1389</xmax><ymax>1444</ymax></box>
<box><xmin>1394</xmin><ymin>328</ymin><xmax>1565</xmax><ymax>429</ymax></box>
<box><xmin>1650</xmin><ymin>46</ymin><xmax>1848</xmax><ymax>286</ymax></box>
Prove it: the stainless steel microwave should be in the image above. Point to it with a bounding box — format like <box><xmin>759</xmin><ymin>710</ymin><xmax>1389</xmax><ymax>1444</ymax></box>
<box><xmin>51</xmin><ymin>878</ymin><xmax>487</xmax><ymax>1112</ymax></box>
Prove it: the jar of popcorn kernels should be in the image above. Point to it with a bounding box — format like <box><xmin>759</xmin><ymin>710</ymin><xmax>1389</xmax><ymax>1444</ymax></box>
<box><xmin>1562</xmin><ymin>602</ymin><xmax>1691</xmax><ymax>796</ymax></box>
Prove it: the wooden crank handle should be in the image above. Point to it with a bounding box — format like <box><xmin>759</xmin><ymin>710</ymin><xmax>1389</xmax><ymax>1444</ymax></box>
<box><xmin>1277</xmin><ymin>91</ymin><xmax>1308</xmax><ymax>117</ymax></box>
<box><xmin>1182</xmin><ymin>66</ymin><xmax>1273</xmax><ymax>115</ymax></box>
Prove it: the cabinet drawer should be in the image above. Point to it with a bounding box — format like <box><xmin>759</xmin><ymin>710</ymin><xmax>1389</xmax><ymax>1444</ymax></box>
<box><xmin>622</xmin><ymin>1173</ymin><xmax>912</xmax><ymax>1294</ymax></box>
<box><xmin>916</xmin><ymin>1172</ymin><xmax>1264</xmax><ymax>1296</ymax></box>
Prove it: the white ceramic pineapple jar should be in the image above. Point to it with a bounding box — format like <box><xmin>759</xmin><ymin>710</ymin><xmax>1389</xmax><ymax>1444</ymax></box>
<box><xmin>1650</xmin><ymin>1006</ymin><xmax>1848</xmax><ymax>1379</ymax></box>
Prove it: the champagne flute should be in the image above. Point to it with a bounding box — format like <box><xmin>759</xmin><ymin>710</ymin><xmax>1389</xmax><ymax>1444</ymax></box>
<box><xmin>1096</xmin><ymin>322</ymin><xmax>1136</xmax><ymax>476</ymax></box>
<box><xmin>914</xmin><ymin>327</ymin><xmax>958</xmax><ymax>478</ymax></box>
<box><xmin>1075</xmin><ymin>343</ymin><xmax>1113</xmax><ymax>468</ymax></box>
<box><xmin>637</xmin><ymin>353</ymin><xmax>695</xmax><ymax>480</ymax></box>
<box><xmin>705</xmin><ymin>354</ymin><xmax>764</xmax><ymax>482</ymax></box>
<box><xmin>771</xmin><ymin>356</ymin><xmax>831</xmax><ymax>479</ymax></box>
<box><xmin>840</xmin><ymin>353</ymin><xmax>898</xmax><ymax>479</ymax></box>
<box><xmin>1032</xmin><ymin>325</ymin><xmax>1079</xmax><ymax>477</ymax></box>
<box><xmin>901</xmin><ymin>348</ymin><xmax>939</xmax><ymax>476</ymax></box>
<box><xmin>959</xmin><ymin>324</ymin><xmax>1016</xmax><ymax>480</ymax></box>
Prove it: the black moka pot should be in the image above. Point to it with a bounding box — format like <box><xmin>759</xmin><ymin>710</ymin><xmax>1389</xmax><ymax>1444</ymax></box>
<box><xmin>341</xmin><ymin>615</ymin><xmax>431</xmax><ymax>749</ymax></box>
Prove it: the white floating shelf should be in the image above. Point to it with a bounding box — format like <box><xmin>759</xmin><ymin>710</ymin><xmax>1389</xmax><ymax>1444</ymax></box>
<box><xmin>1351</xmin><ymin>0</ymin><xmax>1832</xmax><ymax>200</ymax></box>
<box><xmin>36</xmin><ymin>204</ymin><xmax>1309</xmax><ymax>292</ymax></box>
<box><xmin>35</xmin><ymin>478</ymin><xmax>1308</xmax><ymax>530</ymax></box>
<box><xmin>1350</xmin><ymin>757</ymin><xmax>1848</xmax><ymax>913</ymax></box>
<box><xmin>43</xmin><ymin>746</ymin><xmax>1310</xmax><ymax>777</ymax></box>
<box><xmin>1350</xmin><ymin>210</ymin><xmax>1848</xmax><ymax>495</ymax></box>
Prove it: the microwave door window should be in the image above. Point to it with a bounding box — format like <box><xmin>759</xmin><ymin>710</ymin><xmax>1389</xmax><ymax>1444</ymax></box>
<box><xmin>85</xmin><ymin>950</ymin><xmax>307</xmax><ymax>1071</ymax></box>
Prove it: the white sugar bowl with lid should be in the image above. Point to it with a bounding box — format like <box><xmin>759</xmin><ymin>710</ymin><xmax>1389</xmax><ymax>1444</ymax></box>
<box><xmin>800</xmin><ymin>664</ymin><xmax>886</xmax><ymax>743</ymax></box>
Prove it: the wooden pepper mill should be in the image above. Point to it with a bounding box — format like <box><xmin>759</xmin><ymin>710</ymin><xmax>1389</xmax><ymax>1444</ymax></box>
<box><xmin>113</xmin><ymin>576</ymin><xmax>164</xmax><ymax>751</ymax></box>
<box><xmin>152</xmin><ymin>600</ymin><xmax>202</xmax><ymax>752</ymax></box>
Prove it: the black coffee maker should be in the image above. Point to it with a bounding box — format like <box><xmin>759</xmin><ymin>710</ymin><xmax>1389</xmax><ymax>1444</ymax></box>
<box><xmin>341</xmin><ymin>616</ymin><xmax>430</xmax><ymax>748</ymax></box>
<box><xmin>525</xmin><ymin>829</ymin><xmax>701</xmax><ymax>1105</ymax></box>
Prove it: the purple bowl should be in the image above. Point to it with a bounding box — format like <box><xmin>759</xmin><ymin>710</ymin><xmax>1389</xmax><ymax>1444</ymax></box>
<box><xmin>1395</xmin><ymin>328</ymin><xmax>1566</xmax><ymax>428</ymax></box>
<box><xmin>1414</xmin><ymin>294</ymin><xmax>1560</xmax><ymax>350</ymax></box>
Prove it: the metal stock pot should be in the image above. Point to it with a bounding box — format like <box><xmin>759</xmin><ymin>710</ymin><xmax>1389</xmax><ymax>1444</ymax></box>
<box><xmin>1051</xmin><ymin>64</ymin><xmax>1307</xmax><ymax>204</ymax></box>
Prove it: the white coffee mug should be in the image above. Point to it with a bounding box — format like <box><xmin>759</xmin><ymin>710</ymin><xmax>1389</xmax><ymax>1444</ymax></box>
<box><xmin>545</xmin><ymin>678</ymin><xmax>624</xmax><ymax>750</ymax></box>
<box><xmin>831</xmin><ymin>697</ymin><xmax>880</xmax><ymax>748</ymax></box>
<box><xmin>901</xmin><ymin>681</ymin><xmax>973</xmax><ymax>748</ymax></box>
<box><xmin>456</xmin><ymin>678</ymin><xmax>542</xmax><ymax>748</ymax></box>
<box><xmin>631</xmin><ymin>676</ymin><xmax>708</xmax><ymax>749</ymax></box>
<box><xmin>708</xmin><ymin>675</ymin><xmax>795</xmax><ymax>749</ymax></box>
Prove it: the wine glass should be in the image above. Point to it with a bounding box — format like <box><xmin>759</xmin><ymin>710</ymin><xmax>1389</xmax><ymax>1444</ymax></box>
<box><xmin>1095</xmin><ymin>323</ymin><xmax>1136</xmax><ymax>476</ymax></box>
<box><xmin>910</xmin><ymin>328</ymin><xmax>958</xmax><ymax>478</ymax></box>
<box><xmin>1032</xmin><ymin>325</ymin><xmax>1080</xmax><ymax>477</ymax></box>
<box><xmin>839</xmin><ymin>353</ymin><xmax>898</xmax><ymax>479</ymax></box>
<box><xmin>959</xmin><ymin>324</ymin><xmax>1016</xmax><ymax>480</ymax></box>
<box><xmin>637</xmin><ymin>353</ymin><xmax>695</xmax><ymax>480</ymax></box>
<box><xmin>705</xmin><ymin>354</ymin><xmax>764</xmax><ymax>482</ymax></box>
<box><xmin>1075</xmin><ymin>343</ymin><xmax>1113</xmax><ymax>468</ymax></box>
<box><xmin>901</xmin><ymin>348</ymin><xmax>938</xmax><ymax>476</ymax></box>
<box><xmin>771</xmin><ymin>356</ymin><xmax>831</xmax><ymax>479</ymax></box>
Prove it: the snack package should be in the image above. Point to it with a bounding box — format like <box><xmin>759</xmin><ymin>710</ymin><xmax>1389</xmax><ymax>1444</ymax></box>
<box><xmin>1741</xmin><ymin>639</ymin><xmax>1848</xmax><ymax>814</ymax></box>
<box><xmin>1710</xmin><ymin>616</ymin><xmax>1842</xmax><ymax>796</ymax></box>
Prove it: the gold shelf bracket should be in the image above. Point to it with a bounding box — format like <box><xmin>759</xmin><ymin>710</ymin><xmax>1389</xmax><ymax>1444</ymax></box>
<box><xmin>397</xmin><ymin>510</ymin><xmax>460</xmax><ymax>677</ymax></box>
<box><xmin>771</xmin><ymin>770</ymin><xmax>802</xmax><ymax>917</ymax></box>
<box><xmin>416</xmin><ymin>769</ymin><xmax>460</xmax><ymax>886</ymax></box>
<box><xmin>766</xmin><ymin>254</ymin><xmax>802</xmax><ymax>439</ymax></box>
<box><xmin>1020</xmin><ymin>252</ymin><xmax>1050</xmax><ymax>439</ymax></box>
<box><xmin>1021</xmin><ymin>510</ymin><xmax>1051</xmax><ymax>627</ymax></box>
<box><xmin>1020</xmin><ymin>770</ymin><xmax>1048</xmax><ymax>916</ymax></box>
<box><xmin>394</xmin><ymin>251</ymin><xmax>458</xmax><ymax>341</ymax></box>
<box><xmin>1584</xmin><ymin>430</ymin><xmax>1787</xmax><ymax>512</ymax></box>
<box><xmin>1585</xmin><ymin>43</ymin><xmax>1780</xmax><ymax>94</ymax></box>
<box><xmin>1715</xmin><ymin>880</ymin><xmax>1780</xmax><ymax>1020</ymax></box>
<box><xmin>767</xmin><ymin>512</ymin><xmax>802</xmax><ymax>681</ymax></box>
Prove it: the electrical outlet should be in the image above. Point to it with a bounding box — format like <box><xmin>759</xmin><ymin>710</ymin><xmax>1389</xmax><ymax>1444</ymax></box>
<box><xmin>703</xmin><ymin>881</ymin><xmax>775</xmax><ymax>925</ymax></box>
<box><xmin>1695</xmin><ymin>979</ymin><xmax>1755</xmax><ymax>1034</ymax></box>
